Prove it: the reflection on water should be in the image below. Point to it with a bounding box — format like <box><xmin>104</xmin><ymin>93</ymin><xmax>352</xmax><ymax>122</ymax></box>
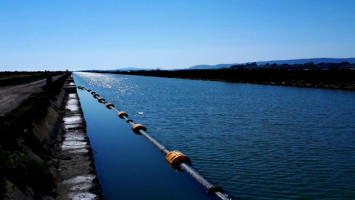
<box><xmin>74</xmin><ymin>72</ymin><xmax>355</xmax><ymax>199</ymax></box>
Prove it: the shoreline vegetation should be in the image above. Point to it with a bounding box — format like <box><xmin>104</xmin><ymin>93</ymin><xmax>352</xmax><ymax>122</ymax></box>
<box><xmin>89</xmin><ymin>62</ymin><xmax>355</xmax><ymax>91</ymax></box>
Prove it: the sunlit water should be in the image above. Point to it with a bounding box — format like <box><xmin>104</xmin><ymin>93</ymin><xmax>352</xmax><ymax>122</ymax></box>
<box><xmin>74</xmin><ymin>72</ymin><xmax>355</xmax><ymax>199</ymax></box>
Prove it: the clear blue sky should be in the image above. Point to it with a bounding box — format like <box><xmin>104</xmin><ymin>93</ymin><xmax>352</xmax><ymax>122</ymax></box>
<box><xmin>1</xmin><ymin>0</ymin><xmax>355</xmax><ymax>71</ymax></box>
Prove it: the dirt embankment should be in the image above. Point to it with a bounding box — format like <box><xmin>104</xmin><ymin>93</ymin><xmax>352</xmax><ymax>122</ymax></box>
<box><xmin>55</xmin><ymin>78</ymin><xmax>103</xmax><ymax>200</ymax></box>
<box><xmin>0</xmin><ymin>73</ymin><xmax>103</xmax><ymax>199</ymax></box>
<box><xmin>0</xmin><ymin>75</ymin><xmax>64</xmax><ymax>116</ymax></box>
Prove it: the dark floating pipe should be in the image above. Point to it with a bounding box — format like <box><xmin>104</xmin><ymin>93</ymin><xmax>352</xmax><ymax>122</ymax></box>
<box><xmin>78</xmin><ymin>86</ymin><xmax>233</xmax><ymax>200</ymax></box>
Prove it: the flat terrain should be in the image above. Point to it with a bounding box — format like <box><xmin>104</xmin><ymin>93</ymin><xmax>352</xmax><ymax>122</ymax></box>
<box><xmin>0</xmin><ymin>75</ymin><xmax>63</xmax><ymax>116</ymax></box>
<box><xmin>107</xmin><ymin>68</ymin><xmax>355</xmax><ymax>91</ymax></box>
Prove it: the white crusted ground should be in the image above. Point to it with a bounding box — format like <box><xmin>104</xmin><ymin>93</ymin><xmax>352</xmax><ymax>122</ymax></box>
<box><xmin>56</xmin><ymin>90</ymin><xmax>100</xmax><ymax>200</ymax></box>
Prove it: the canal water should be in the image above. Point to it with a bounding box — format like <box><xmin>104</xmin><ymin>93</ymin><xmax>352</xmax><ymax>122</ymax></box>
<box><xmin>73</xmin><ymin>72</ymin><xmax>355</xmax><ymax>200</ymax></box>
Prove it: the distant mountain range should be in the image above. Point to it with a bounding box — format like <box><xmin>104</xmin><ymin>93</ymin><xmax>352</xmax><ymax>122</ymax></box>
<box><xmin>82</xmin><ymin>57</ymin><xmax>355</xmax><ymax>72</ymax></box>
<box><xmin>83</xmin><ymin>67</ymin><xmax>154</xmax><ymax>72</ymax></box>
<box><xmin>187</xmin><ymin>64</ymin><xmax>236</xmax><ymax>70</ymax></box>
<box><xmin>188</xmin><ymin>58</ymin><xmax>355</xmax><ymax>70</ymax></box>
<box><xmin>112</xmin><ymin>67</ymin><xmax>154</xmax><ymax>71</ymax></box>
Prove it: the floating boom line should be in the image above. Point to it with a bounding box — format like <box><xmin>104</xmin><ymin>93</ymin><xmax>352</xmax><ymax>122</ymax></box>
<box><xmin>77</xmin><ymin>86</ymin><xmax>233</xmax><ymax>200</ymax></box>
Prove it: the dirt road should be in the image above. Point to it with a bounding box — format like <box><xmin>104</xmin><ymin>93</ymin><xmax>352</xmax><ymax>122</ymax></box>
<box><xmin>0</xmin><ymin>75</ymin><xmax>63</xmax><ymax>116</ymax></box>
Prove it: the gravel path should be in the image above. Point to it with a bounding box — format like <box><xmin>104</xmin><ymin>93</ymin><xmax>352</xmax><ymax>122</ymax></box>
<box><xmin>0</xmin><ymin>75</ymin><xmax>63</xmax><ymax>116</ymax></box>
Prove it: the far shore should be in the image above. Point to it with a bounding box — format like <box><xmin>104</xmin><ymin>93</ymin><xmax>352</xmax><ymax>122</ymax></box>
<box><xmin>86</xmin><ymin>68</ymin><xmax>355</xmax><ymax>91</ymax></box>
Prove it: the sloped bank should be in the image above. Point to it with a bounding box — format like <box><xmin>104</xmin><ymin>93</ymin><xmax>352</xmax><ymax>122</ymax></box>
<box><xmin>0</xmin><ymin>73</ymin><xmax>103</xmax><ymax>199</ymax></box>
<box><xmin>56</xmin><ymin>78</ymin><xmax>103</xmax><ymax>200</ymax></box>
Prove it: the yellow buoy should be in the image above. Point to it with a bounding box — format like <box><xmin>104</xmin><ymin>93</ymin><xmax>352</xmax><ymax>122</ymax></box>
<box><xmin>105</xmin><ymin>103</ymin><xmax>115</xmax><ymax>109</ymax></box>
<box><xmin>166</xmin><ymin>151</ymin><xmax>191</xmax><ymax>169</ymax></box>
<box><xmin>131</xmin><ymin>124</ymin><xmax>146</xmax><ymax>133</ymax></box>
<box><xmin>118</xmin><ymin>112</ymin><xmax>128</xmax><ymax>119</ymax></box>
<box><xmin>98</xmin><ymin>98</ymin><xmax>105</xmax><ymax>103</ymax></box>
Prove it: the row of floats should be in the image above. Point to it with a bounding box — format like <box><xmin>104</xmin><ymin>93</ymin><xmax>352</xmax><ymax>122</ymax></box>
<box><xmin>77</xmin><ymin>85</ymin><xmax>232</xmax><ymax>200</ymax></box>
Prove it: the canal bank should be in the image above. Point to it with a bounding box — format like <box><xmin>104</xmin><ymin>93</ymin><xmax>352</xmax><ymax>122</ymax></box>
<box><xmin>99</xmin><ymin>68</ymin><xmax>355</xmax><ymax>91</ymax></box>
<box><xmin>0</xmin><ymin>73</ymin><xmax>103</xmax><ymax>199</ymax></box>
<box><xmin>55</xmin><ymin>77</ymin><xmax>103</xmax><ymax>200</ymax></box>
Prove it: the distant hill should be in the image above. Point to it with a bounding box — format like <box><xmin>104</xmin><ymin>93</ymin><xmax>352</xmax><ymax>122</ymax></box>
<box><xmin>113</xmin><ymin>67</ymin><xmax>154</xmax><ymax>71</ymax></box>
<box><xmin>188</xmin><ymin>64</ymin><xmax>237</xmax><ymax>70</ymax></box>
<box><xmin>188</xmin><ymin>58</ymin><xmax>355</xmax><ymax>70</ymax></box>
<box><xmin>80</xmin><ymin>58</ymin><xmax>355</xmax><ymax>72</ymax></box>
<box><xmin>81</xmin><ymin>67</ymin><xmax>154</xmax><ymax>72</ymax></box>
<box><xmin>256</xmin><ymin>58</ymin><xmax>355</xmax><ymax>65</ymax></box>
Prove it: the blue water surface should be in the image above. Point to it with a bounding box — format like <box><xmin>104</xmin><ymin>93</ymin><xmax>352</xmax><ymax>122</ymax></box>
<box><xmin>74</xmin><ymin>72</ymin><xmax>355</xmax><ymax>200</ymax></box>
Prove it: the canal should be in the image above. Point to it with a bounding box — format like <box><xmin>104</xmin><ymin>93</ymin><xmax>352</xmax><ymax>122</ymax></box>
<box><xmin>74</xmin><ymin>72</ymin><xmax>355</xmax><ymax>199</ymax></box>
